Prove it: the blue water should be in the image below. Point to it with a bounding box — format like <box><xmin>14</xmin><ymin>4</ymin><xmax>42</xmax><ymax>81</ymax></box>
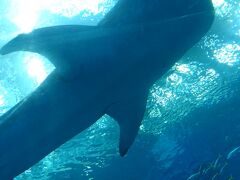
<box><xmin>0</xmin><ymin>0</ymin><xmax>239</xmax><ymax>179</ymax></box>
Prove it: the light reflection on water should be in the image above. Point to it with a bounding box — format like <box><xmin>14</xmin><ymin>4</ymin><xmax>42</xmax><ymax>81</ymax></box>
<box><xmin>212</xmin><ymin>0</ymin><xmax>225</xmax><ymax>7</ymax></box>
<box><xmin>23</xmin><ymin>54</ymin><xmax>54</xmax><ymax>85</ymax></box>
<box><xmin>213</xmin><ymin>43</ymin><xmax>240</xmax><ymax>66</ymax></box>
<box><xmin>8</xmin><ymin>0</ymin><xmax>116</xmax><ymax>33</ymax></box>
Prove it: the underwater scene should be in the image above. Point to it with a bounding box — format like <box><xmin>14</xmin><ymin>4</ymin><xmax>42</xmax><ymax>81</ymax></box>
<box><xmin>0</xmin><ymin>0</ymin><xmax>239</xmax><ymax>179</ymax></box>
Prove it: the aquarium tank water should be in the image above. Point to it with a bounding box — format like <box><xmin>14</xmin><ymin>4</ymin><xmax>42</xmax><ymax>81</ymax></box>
<box><xmin>0</xmin><ymin>0</ymin><xmax>239</xmax><ymax>179</ymax></box>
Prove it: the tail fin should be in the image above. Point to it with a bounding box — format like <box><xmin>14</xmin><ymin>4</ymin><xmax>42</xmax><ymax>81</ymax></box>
<box><xmin>0</xmin><ymin>25</ymin><xmax>96</xmax><ymax>69</ymax></box>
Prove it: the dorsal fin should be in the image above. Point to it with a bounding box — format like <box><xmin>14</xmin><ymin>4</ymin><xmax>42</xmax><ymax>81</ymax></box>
<box><xmin>106</xmin><ymin>93</ymin><xmax>148</xmax><ymax>156</ymax></box>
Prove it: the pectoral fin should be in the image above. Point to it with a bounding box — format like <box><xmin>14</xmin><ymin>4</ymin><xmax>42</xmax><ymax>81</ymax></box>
<box><xmin>106</xmin><ymin>93</ymin><xmax>148</xmax><ymax>156</ymax></box>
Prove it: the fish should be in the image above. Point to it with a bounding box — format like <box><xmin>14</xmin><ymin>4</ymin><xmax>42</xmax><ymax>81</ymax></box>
<box><xmin>187</xmin><ymin>172</ymin><xmax>201</xmax><ymax>180</ymax></box>
<box><xmin>227</xmin><ymin>146</ymin><xmax>240</xmax><ymax>160</ymax></box>
<box><xmin>0</xmin><ymin>0</ymin><xmax>215</xmax><ymax>178</ymax></box>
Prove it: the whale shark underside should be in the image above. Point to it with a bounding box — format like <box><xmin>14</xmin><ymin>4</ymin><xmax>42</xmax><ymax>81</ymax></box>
<box><xmin>0</xmin><ymin>0</ymin><xmax>214</xmax><ymax>178</ymax></box>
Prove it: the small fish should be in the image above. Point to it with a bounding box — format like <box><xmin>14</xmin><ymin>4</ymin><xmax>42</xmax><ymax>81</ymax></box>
<box><xmin>227</xmin><ymin>146</ymin><xmax>240</xmax><ymax>160</ymax></box>
<box><xmin>213</xmin><ymin>154</ymin><xmax>222</xmax><ymax>169</ymax></box>
<box><xmin>211</xmin><ymin>173</ymin><xmax>219</xmax><ymax>180</ymax></box>
<box><xmin>187</xmin><ymin>172</ymin><xmax>201</xmax><ymax>180</ymax></box>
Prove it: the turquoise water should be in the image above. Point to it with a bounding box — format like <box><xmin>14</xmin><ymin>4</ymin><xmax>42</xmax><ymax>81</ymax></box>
<box><xmin>0</xmin><ymin>0</ymin><xmax>239</xmax><ymax>179</ymax></box>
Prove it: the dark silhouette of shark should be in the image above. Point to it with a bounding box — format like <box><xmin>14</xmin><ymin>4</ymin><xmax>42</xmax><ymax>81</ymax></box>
<box><xmin>0</xmin><ymin>0</ymin><xmax>214</xmax><ymax>178</ymax></box>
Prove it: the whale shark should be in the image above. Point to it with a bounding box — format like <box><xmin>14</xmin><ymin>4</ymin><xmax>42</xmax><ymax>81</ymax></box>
<box><xmin>0</xmin><ymin>0</ymin><xmax>214</xmax><ymax>178</ymax></box>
